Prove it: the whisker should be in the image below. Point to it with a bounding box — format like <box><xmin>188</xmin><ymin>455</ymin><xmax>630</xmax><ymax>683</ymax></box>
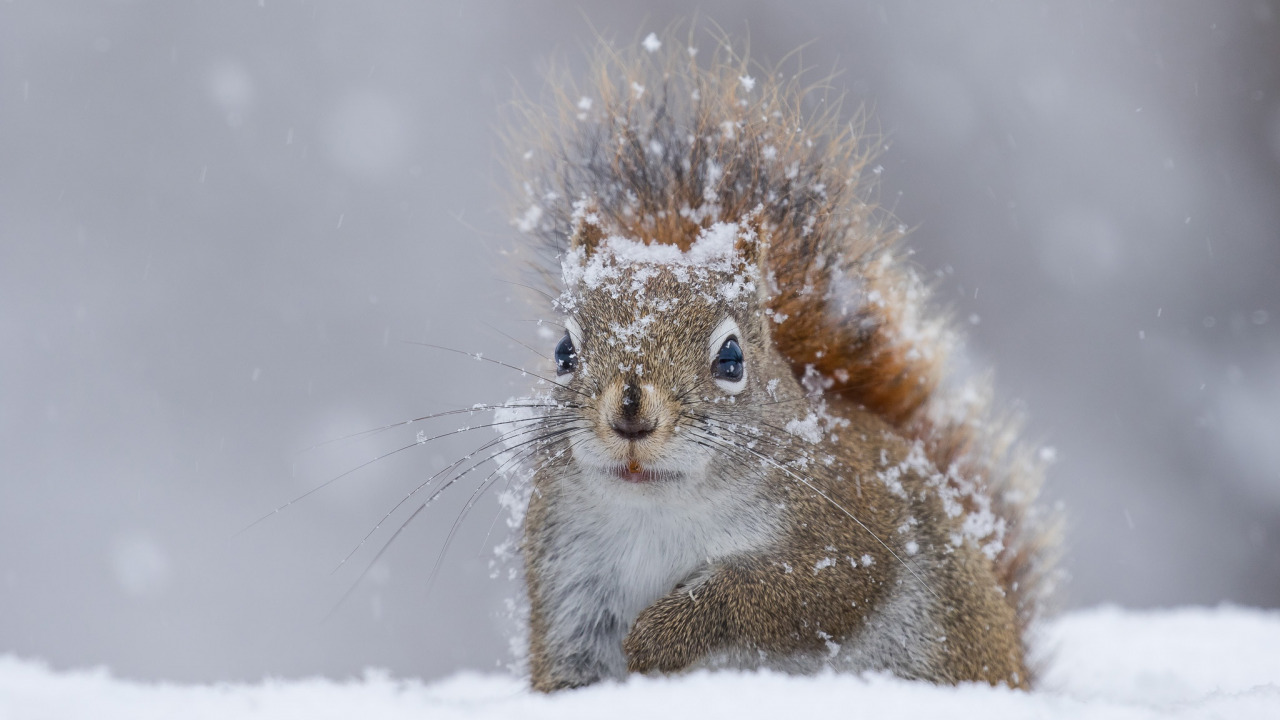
<box><xmin>329</xmin><ymin>419</ymin><xmax>582</xmax><ymax>575</ymax></box>
<box><xmin>237</xmin><ymin>411</ymin><xmax>583</xmax><ymax>537</ymax></box>
<box><xmin>416</xmin><ymin>425</ymin><xmax>584</xmax><ymax>555</ymax></box>
<box><xmin>678</xmin><ymin>406</ymin><xmax>851</xmax><ymax>458</ymax></box>
<box><xmin>325</xmin><ymin>424</ymin><xmax>583</xmax><ymax>618</ymax></box>
<box><xmin>677</xmin><ymin>410</ymin><xmax>794</xmax><ymax>452</ymax></box>
<box><xmin>403</xmin><ymin>341</ymin><xmax>594</xmax><ymax>403</ymax></box>
<box><xmin>681</xmin><ymin>423</ymin><xmax>941</xmax><ymax>602</ymax></box>
<box><xmin>475</xmin><ymin>500</ymin><xmax>510</xmax><ymax>561</ymax></box>
<box><xmin>495</xmin><ymin>278</ymin><xmax>555</xmax><ymax>302</ymax></box>
<box><xmin>472</xmin><ymin>428</ymin><xmax>585</xmax><ymax>558</ymax></box>
<box><xmin>323</xmin><ymin>501</ymin><xmax>429</xmax><ymax>622</ymax></box>
<box><xmin>427</xmin><ymin>430</ymin><xmax>593</xmax><ymax>596</ymax></box>
<box><xmin>683</xmin><ymin>383</ymin><xmax>905</xmax><ymax>411</ymax></box>
<box><xmin>509</xmin><ymin>317</ymin><xmax>566</xmax><ymax>330</ymax></box>
<box><xmin>680</xmin><ymin>391</ymin><xmax>817</xmax><ymax>411</ymax></box>
<box><xmin>294</xmin><ymin>400</ymin><xmax>587</xmax><ymax>454</ymax></box>
<box><xmin>483</xmin><ymin>321</ymin><xmax>553</xmax><ymax>362</ymax></box>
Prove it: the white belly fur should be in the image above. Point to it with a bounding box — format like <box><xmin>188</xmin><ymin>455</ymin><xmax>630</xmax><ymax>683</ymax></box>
<box><xmin>538</xmin><ymin>468</ymin><xmax>780</xmax><ymax>679</ymax></box>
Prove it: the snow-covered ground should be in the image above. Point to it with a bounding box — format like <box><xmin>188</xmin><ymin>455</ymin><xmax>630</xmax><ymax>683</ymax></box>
<box><xmin>2</xmin><ymin>606</ymin><xmax>1277</xmax><ymax>719</ymax></box>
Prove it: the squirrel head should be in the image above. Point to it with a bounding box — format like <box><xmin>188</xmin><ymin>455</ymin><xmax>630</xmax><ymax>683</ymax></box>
<box><xmin>547</xmin><ymin>204</ymin><xmax>797</xmax><ymax>488</ymax></box>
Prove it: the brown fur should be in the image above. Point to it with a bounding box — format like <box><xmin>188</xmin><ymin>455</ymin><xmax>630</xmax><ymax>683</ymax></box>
<box><xmin>620</xmin><ymin>405</ymin><xmax>1029</xmax><ymax>687</ymax></box>
<box><xmin>506</xmin><ymin>28</ymin><xmax>1059</xmax><ymax>689</ymax></box>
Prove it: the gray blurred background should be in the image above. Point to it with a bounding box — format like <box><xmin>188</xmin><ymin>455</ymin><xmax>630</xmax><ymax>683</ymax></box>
<box><xmin>1</xmin><ymin>0</ymin><xmax>1278</xmax><ymax>683</ymax></box>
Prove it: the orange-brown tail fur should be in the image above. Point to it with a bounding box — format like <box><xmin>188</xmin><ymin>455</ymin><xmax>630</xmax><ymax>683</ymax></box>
<box><xmin>505</xmin><ymin>27</ymin><xmax>1060</xmax><ymax>675</ymax></box>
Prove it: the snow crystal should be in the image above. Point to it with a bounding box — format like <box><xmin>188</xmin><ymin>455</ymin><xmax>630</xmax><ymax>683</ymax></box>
<box><xmin>206</xmin><ymin>59</ymin><xmax>254</xmax><ymax>126</ymax></box>
<box><xmin>642</xmin><ymin>33</ymin><xmax>661</xmax><ymax>53</ymax></box>
<box><xmin>490</xmin><ymin>399</ymin><xmax>545</xmax><ymax>530</ymax></box>
<box><xmin>110</xmin><ymin>532</ymin><xmax>170</xmax><ymax>598</ymax></box>
<box><xmin>815</xmin><ymin>630</ymin><xmax>841</xmax><ymax>658</ymax></box>
<box><xmin>812</xmin><ymin>557</ymin><xmax>837</xmax><ymax>574</ymax></box>
<box><xmin>876</xmin><ymin>460</ymin><xmax>908</xmax><ymax>499</ymax></box>
<box><xmin>686</xmin><ymin>221</ymin><xmax>742</xmax><ymax>264</ymax></box>
<box><xmin>514</xmin><ymin>205</ymin><xmax>542</xmax><ymax>233</ymax></box>
<box><xmin>860</xmin><ymin>553</ymin><xmax>874</xmax><ymax>566</ymax></box>
<box><xmin>322</xmin><ymin>91</ymin><xmax>411</xmax><ymax>179</ymax></box>
<box><xmin>739</xmin><ymin>75</ymin><xmax>756</xmax><ymax>92</ymax></box>
<box><xmin>784</xmin><ymin>414</ymin><xmax>823</xmax><ymax>444</ymax></box>
<box><xmin>701</xmin><ymin>159</ymin><xmax>723</xmax><ymax>203</ymax></box>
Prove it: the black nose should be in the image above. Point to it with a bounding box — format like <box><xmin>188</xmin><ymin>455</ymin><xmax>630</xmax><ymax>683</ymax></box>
<box><xmin>612</xmin><ymin>415</ymin><xmax>656</xmax><ymax>440</ymax></box>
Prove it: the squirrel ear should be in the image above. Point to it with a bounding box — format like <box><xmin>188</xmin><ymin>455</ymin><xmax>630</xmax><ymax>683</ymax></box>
<box><xmin>736</xmin><ymin>209</ymin><xmax>770</xmax><ymax>296</ymax></box>
<box><xmin>569</xmin><ymin>200</ymin><xmax>605</xmax><ymax>257</ymax></box>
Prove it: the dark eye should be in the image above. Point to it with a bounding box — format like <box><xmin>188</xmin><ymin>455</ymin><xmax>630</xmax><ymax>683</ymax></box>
<box><xmin>713</xmin><ymin>337</ymin><xmax>744</xmax><ymax>382</ymax></box>
<box><xmin>554</xmin><ymin>332</ymin><xmax>578</xmax><ymax>376</ymax></box>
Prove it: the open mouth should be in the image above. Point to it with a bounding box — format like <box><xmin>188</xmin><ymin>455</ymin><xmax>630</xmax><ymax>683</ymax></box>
<box><xmin>613</xmin><ymin>459</ymin><xmax>663</xmax><ymax>483</ymax></box>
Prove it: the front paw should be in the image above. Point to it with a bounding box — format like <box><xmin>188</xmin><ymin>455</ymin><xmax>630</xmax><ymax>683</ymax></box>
<box><xmin>626</xmin><ymin>568</ymin><xmax>735</xmax><ymax>676</ymax></box>
<box><xmin>624</xmin><ymin>597</ymin><xmax>695</xmax><ymax>674</ymax></box>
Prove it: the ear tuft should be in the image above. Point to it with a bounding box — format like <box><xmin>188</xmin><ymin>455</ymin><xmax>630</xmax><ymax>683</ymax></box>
<box><xmin>736</xmin><ymin>206</ymin><xmax>770</xmax><ymax>291</ymax></box>
<box><xmin>570</xmin><ymin>200</ymin><xmax>606</xmax><ymax>256</ymax></box>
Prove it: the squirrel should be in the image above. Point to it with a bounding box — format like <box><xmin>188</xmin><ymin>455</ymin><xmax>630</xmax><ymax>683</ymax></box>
<box><xmin>498</xmin><ymin>30</ymin><xmax>1060</xmax><ymax>693</ymax></box>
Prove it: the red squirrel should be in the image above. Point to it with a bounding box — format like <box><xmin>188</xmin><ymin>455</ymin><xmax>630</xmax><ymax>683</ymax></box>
<box><xmin>501</xmin><ymin>30</ymin><xmax>1059</xmax><ymax>692</ymax></box>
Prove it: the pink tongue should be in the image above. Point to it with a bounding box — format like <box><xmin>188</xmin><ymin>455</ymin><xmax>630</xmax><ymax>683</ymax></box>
<box><xmin>618</xmin><ymin>461</ymin><xmax>649</xmax><ymax>483</ymax></box>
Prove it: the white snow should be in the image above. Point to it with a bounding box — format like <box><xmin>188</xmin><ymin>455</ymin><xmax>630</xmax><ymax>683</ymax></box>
<box><xmin>109</xmin><ymin>532</ymin><xmax>170</xmax><ymax>598</ymax></box>
<box><xmin>514</xmin><ymin>204</ymin><xmax>543</xmax><ymax>233</ymax></box>
<box><xmin>5</xmin><ymin>606</ymin><xmax>1277</xmax><ymax>718</ymax></box>
<box><xmin>556</xmin><ymin>220</ymin><xmax>760</xmax><ymax>317</ymax></box>
<box><xmin>784</xmin><ymin>413</ymin><xmax>823</xmax><ymax>444</ymax></box>
<box><xmin>206</xmin><ymin>59</ymin><xmax>254</xmax><ymax>126</ymax></box>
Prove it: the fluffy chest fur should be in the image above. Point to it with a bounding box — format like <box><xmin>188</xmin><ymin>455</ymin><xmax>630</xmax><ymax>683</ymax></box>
<box><xmin>528</xmin><ymin>464</ymin><xmax>780</xmax><ymax>681</ymax></box>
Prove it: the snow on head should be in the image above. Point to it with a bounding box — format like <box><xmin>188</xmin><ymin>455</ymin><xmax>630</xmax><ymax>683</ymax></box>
<box><xmin>557</xmin><ymin>218</ymin><xmax>760</xmax><ymax>313</ymax></box>
<box><xmin>582</xmin><ymin>220</ymin><xmax>745</xmax><ymax>270</ymax></box>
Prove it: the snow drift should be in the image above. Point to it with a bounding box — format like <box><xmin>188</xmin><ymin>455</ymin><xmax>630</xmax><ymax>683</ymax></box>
<box><xmin>2</xmin><ymin>606</ymin><xmax>1277</xmax><ymax>719</ymax></box>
